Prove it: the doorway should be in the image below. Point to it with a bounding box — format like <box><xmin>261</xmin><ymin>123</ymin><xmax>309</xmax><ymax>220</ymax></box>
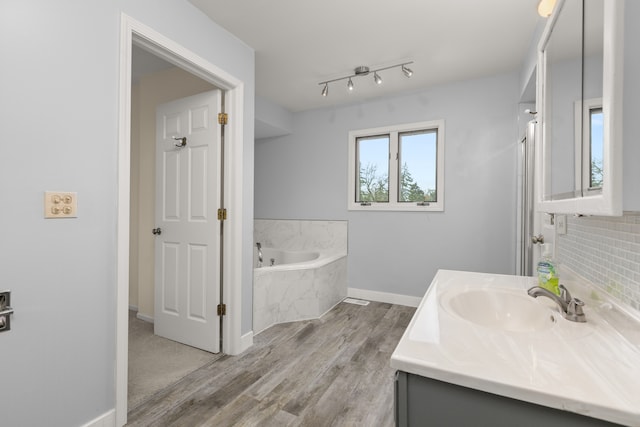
<box><xmin>128</xmin><ymin>52</ymin><xmax>222</xmax><ymax>409</ymax></box>
<box><xmin>117</xmin><ymin>15</ymin><xmax>247</xmax><ymax>427</ymax></box>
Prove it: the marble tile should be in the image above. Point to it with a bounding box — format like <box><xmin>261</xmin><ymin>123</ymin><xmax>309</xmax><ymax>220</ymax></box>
<box><xmin>253</xmin><ymin>260</ymin><xmax>348</xmax><ymax>334</ymax></box>
<box><xmin>253</xmin><ymin>219</ymin><xmax>348</xmax><ymax>335</ymax></box>
<box><xmin>254</xmin><ymin>219</ymin><xmax>347</xmax><ymax>252</ymax></box>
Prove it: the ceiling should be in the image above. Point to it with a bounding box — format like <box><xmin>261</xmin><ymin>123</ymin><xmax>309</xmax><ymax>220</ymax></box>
<box><xmin>188</xmin><ymin>0</ymin><xmax>544</xmax><ymax>112</ymax></box>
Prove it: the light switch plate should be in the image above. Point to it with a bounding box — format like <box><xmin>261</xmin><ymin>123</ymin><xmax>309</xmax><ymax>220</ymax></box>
<box><xmin>44</xmin><ymin>192</ymin><xmax>77</xmax><ymax>218</ymax></box>
<box><xmin>556</xmin><ymin>214</ymin><xmax>567</xmax><ymax>235</ymax></box>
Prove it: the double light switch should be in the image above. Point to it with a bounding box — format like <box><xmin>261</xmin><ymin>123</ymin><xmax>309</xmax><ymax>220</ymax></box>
<box><xmin>44</xmin><ymin>192</ymin><xmax>77</xmax><ymax>218</ymax></box>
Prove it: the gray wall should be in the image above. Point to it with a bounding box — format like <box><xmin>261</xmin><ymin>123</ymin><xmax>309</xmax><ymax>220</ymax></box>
<box><xmin>256</xmin><ymin>72</ymin><xmax>520</xmax><ymax>297</ymax></box>
<box><xmin>0</xmin><ymin>0</ymin><xmax>254</xmax><ymax>425</ymax></box>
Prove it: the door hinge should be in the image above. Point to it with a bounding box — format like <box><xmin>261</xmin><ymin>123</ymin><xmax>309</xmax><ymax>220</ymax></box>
<box><xmin>218</xmin><ymin>112</ymin><xmax>228</xmax><ymax>125</ymax></box>
<box><xmin>217</xmin><ymin>303</ymin><xmax>226</xmax><ymax>316</ymax></box>
<box><xmin>217</xmin><ymin>208</ymin><xmax>227</xmax><ymax>220</ymax></box>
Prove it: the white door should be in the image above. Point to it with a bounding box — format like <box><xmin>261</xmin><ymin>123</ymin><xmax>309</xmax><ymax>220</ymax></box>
<box><xmin>154</xmin><ymin>90</ymin><xmax>222</xmax><ymax>353</ymax></box>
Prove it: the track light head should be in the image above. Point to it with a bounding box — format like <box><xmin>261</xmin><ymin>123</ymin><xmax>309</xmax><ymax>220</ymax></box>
<box><xmin>347</xmin><ymin>78</ymin><xmax>354</xmax><ymax>91</ymax></box>
<box><xmin>402</xmin><ymin>65</ymin><xmax>413</xmax><ymax>78</ymax></box>
<box><xmin>321</xmin><ymin>83</ymin><xmax>328</xmax><ymax>97</ymax></box>
<box><xmin>374</xmin><ymin>72</ymin><xmax>382</xmax><ymax>85</ymax></box>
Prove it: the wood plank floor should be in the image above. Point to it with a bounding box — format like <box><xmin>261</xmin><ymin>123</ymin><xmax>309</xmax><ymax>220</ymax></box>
<box><xmin>126</xmin><ymin>301</ymin><xmax>416</xmax><ymax>427</ymax></box>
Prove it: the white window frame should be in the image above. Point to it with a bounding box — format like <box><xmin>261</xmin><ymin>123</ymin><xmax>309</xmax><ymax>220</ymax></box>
<box><xmin>348</xmin><ymin>119</ymin><xmax>445</xmax><ymax>211</ymax></box>
<box><xmin>574</xmin><ymin>97</ymin><xmax>603</xmax><ymax>195</ymax></box>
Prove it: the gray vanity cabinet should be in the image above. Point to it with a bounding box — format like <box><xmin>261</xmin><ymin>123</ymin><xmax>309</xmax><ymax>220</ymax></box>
<box><xmin>394</xmin><ymin>371</ymin><xmax>621</xmax><ymax>427</ymax></box>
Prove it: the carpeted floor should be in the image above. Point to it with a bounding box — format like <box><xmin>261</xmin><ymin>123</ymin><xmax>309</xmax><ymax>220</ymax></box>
<box><xmin>128</xmin><ymin>310</ymin><xmax>222</xmax><ymax>411</ymax></box>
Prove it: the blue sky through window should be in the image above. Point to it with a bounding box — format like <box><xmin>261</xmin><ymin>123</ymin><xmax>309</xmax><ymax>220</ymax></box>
<box><xmin>400</xmin><ymin>131</ymin><xmax>437</xmax><ymax>192</ymax></box>
<box><xmin>591</xmin><ymin>110</ymin><xmax>603</xmax><ymax>186</ymax></box>
<box><xmin>358</xmin><ymin>131</ymin><xmax>437</xmax><ymax>192</ymax></box>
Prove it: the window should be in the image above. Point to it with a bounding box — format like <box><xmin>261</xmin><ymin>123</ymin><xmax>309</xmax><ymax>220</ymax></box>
<box><xmin>588</xmin><ymin>107</ymin><xmax>603</xmax><ymax>188</ymax></box>
<box><xmin>348</xmin><ymin>120</ymin><xmax>445</xmax><ymax>211</ymax></box>
<box><xmin>576</xmin><ymin>98</ymin><xmax>603</xmax><ymax>194</ymax></box>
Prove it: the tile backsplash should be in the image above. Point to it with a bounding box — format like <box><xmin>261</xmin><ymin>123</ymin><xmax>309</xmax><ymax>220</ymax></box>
<box><xmin>556</xmin><ymin>212</ymin><xmax>640</xmax><ymax>311</ymax></box>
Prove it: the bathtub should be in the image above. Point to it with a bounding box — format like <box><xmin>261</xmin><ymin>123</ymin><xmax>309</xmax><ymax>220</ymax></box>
<box><xmin>253</xmin><ymin>246</ymin><xmax>347</xmax><ymax>334</ymax></box>
<box><xmin>256</xmin><ymin>247</ymin><xmax>320</xmax><ymax>269</ymax></box>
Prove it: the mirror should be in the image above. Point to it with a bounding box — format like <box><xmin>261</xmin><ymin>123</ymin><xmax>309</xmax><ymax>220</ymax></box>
<box><xmin>543</xmin><ymin>0</ymin><xmax>583</xmax><ymax>200</ymax></box>
<box><xmin>537</xmin><ymin>0</ymin><xmax>624</xmax><ymax>215</ymax></box>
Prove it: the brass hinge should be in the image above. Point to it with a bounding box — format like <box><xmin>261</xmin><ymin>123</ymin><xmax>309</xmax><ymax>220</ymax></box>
<box><xmin>217</xmin><ymin>208</ymin><xmax>227</xmax><ymax>220</ymax></box>
<box><xmin>217</xmin><ymin>303</ymin><xmax>226</xmax><ymax>316</ymax></box>
<box><xmin>218</xmin><ymin>112</ymin><xmax>228</xmax><ymax>125</ymax></box>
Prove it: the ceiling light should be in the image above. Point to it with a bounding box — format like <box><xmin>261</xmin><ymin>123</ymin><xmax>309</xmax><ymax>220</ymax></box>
<box><xmin>537</xmin><ymin>0</ymin><xmax>556</xmax><ymax>17</ymax></box>
<box><xmin>318</xmin><ymin>61</ymin><xmax>413</xmax><ymax>97</ymax></box>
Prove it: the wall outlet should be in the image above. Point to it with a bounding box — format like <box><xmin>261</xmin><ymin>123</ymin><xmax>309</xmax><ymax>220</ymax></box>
<box><xmin>556</xmin><ymin>214</ymin><xmax>567</xmax><ymax>235</ymax></box>
<box><xmin>44</xmin><ymin>192</ymin><xmax>77</xmax><ymax>218</ymax></box>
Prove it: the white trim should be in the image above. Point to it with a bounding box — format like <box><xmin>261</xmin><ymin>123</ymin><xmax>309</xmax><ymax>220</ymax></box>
<box><xmin>136</xmin><ymin>312</ymin><xmax>154</xmax><ymax>323</ymax></box>
<box><xmin>239</xmin><ymin>331</ymin><xmax>254</xmax><ymax>354</ymax></box>
<box><xmin>348</xmin><ymin>287</ymin><xmax>422</xmax><ymax>308</ymax></box>
<box><xmin>347</xmin><ymin>120</ymin><xmax>445</xmax><ymax>212</ymax></box>
<box><xmin>81</xmin><ymin>409</ymin><xmax>115</xmax><ymax>427</ymax></box>
<box><xmin>536</xmin><ymin>0</ymin><xmax>624</xmax><ymax>216</ymax></box>
<box><xmin>116</xmin><ymin>16</ymin><xmax>132</xmax><ymax>427</ymax></box>
<box><xmin>116</xmin><ymin>14</ymin><xmax>246</xmax><ymax>426</ymax></box>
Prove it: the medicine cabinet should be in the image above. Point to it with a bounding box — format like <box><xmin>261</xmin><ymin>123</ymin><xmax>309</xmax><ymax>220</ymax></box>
<box><xmin>536</xmin><ymin>0</ymin><xmax>624</xmax><ymax>215</ymax></box>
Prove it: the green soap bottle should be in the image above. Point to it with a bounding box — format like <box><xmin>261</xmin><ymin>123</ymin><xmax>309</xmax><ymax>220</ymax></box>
<box><xmin>537</xmin><ymin>243</ymin><xmax>560</xmax><ymax>295</ymax></box>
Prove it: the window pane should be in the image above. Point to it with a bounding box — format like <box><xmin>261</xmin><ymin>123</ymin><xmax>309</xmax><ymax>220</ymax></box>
<box><xmin>398</xmin><ymin>130</ymin><xmax>437</xmax><ymax>202</ymax></box>
<box><xmin>590</xmin><ymin>108</ymin><xmax>603</xmax><ymax>188</ymax></box>
<box><xmin>356</xmin><ymin>135</ymin><xmax>389</xmax><ymax>202</ymax></box>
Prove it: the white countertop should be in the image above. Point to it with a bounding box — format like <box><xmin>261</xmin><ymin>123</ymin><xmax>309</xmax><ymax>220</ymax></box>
<box><xmin>391</xmin><ymin>269</ymin><xmax>640</xmax><ymax>426</ymax></box>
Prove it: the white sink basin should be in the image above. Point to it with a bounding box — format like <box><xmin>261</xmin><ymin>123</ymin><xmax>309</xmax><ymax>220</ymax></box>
<box><xmin>440</xmin><ymin>288</ymin><xmax>557</xmax><ymax>332</ymax></box>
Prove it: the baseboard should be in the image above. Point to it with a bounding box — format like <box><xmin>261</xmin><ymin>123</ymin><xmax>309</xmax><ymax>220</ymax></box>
<box><xmin>136</xmin><ymin>312</ymin><xmax>154</xmax><ymax>323</ymax></box>
<box><xmin>347</xmin><ymin>288</ymin><xmax>421</xmax><ymax>307</ymax></box>
<box><xmin>238</xmin><ymin>331</ymin><xmax>253</xmax><ymax>354</ymax></box>
<box><xmin>81</xmin><ymin>409</ymin><xmax>115</xmax><ymax>427</ymax></box>
<box><xmin>128</xmin><ymin>304</ymin><xmax>138</xmax><ymax>312</ymax></box>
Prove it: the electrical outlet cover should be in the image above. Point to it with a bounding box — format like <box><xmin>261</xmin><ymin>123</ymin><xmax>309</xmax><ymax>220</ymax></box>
<box><xmin>557</xmin><ymin>214</ymin><xmax>567</xmax><ymax>235</ymax></box>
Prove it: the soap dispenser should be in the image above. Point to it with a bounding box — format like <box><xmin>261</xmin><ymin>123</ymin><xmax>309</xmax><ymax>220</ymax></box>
<box><xmin>537</xmin><ymin>243</ymin><xmax>560</xmax><ymax>296</ymax></box>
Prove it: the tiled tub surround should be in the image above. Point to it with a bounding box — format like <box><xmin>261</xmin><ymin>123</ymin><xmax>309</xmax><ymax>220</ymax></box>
<box><xmin>556</xmin><ymin>212</ymin><xmax>640</xmax><ymax>311</ymax></box>
<box><xmin>391</xmin><ymin>270</ymin><xmax>640</xmax><ymax>426</ymax></box>
<box><xmin>253</xmin><ymin>220</ymin><xmax>348</xmax><ymax>335</ymax></box>
<box><xmin>254</xmin><ymin>219</ymin><xmax>347</xmax><ymax>252</ymax></box>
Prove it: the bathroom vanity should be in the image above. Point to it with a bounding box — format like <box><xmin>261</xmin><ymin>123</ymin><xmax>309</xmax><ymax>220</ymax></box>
<box><xmin>391</xmin><ymin>270</ymin><xmax>640</xmax><ymax>426</ymax></box>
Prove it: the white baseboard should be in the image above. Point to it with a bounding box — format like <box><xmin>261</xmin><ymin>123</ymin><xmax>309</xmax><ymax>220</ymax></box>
<box><xmin>238</xmin><ymin>331</ymin><xmax>253</xmax><ymax>354</ymax></box>
<box><xmin>128</xmin><ymin>304</ymin><xmax>138</xmax><ymax>312</ymax></box>
<box><xmin>347</xmin><ymin>287</ymin><xmax>421</xmax><ymax>307</ymax></box>
<box><xmin>81</xmin><ymin>409</ymin><xmax>115</xmax><ymax>427</ymax></box>
<box><xmin>136</xmin><ymin>312</ymin><xmax>154</xmax><ymax>323</ymax></box>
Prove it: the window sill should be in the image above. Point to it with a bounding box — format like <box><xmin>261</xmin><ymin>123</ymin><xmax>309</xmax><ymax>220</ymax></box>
<box><xmin>348</xmin><ymin>203</ymin><xmax>444</xmax><ymax>212</ymax></box>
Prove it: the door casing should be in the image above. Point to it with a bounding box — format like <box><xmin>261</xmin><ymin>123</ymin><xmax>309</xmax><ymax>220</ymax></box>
<box><xmin>117</xmin><ymin>14</ymin><xmax>248</xmax><ymax>426</ymax></box>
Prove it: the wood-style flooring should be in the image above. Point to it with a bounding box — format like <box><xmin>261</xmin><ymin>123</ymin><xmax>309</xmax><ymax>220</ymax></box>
<box><xmin>126</xmin><ymin>301</ymin><xmax>415</xmax><ymax>426</ymax></box>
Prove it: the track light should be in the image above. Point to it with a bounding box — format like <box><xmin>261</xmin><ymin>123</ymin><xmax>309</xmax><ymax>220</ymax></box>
<box><xmin>318</xmin><ymin>61</ymin><xmax>413</xmax><ymax>97</ymax></box>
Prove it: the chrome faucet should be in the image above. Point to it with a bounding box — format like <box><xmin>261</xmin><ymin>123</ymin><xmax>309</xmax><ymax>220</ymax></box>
<box><xmin>256</xmin><ymin>242</ymin><xmax>263</xmax><ymax>267</ymax></box>
<box><xmin>527</xmin><ymin>284</ymin><xmax>586</xmax><ymax>322</ymax></box>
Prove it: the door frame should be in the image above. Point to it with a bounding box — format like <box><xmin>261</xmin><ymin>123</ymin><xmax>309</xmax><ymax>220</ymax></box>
<box><xmin>116</xmin><ymin>14</ymin><xmax>246</xmax><ymax>426</ymax></box>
